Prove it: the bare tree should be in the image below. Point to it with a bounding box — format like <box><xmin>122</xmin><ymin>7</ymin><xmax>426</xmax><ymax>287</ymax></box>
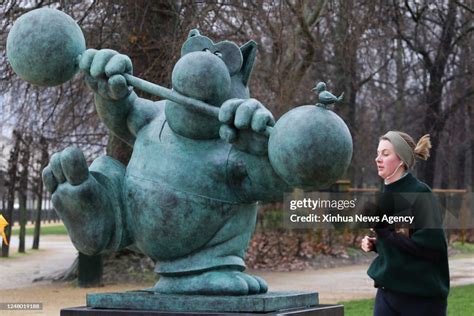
<box><xmin>32</xmin><ymin>137</ymin><xmax>48</xmax><ymax>249</ymax></box>
<box><xmin>1</xmin><ymin>131</ymin><xmax>20</xmax><ymax>257</ymax></box>
<box><xmin>17</xmin><ymin>134</ymin><xmax>31</xmax><ymax>253</ymax></box>
<box><xmin>391</xmin><ymin>0</ymin><xmax>474</xmax><ymax>186</ymax></box>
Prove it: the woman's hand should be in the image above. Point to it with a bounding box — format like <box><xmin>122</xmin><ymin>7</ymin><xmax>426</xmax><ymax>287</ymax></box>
<box><xmin>395</xmin><ymin>227</ymin><xmax>410</xmax><ymax>237</ymax></box>
<box><xmin>361</xmin><ymin>235</ymin><xmax>377</xmax><ymax>252</ymax></box>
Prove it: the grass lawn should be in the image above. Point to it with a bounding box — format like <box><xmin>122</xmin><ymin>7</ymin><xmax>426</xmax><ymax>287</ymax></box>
<box><xmin>340</xmin><ymin>284</ymin><xmax>474</xmax><ymax>316</ymax></box>
<box><xmin>11</xmin><ymin>224</ymin><xmax>68</xmax><ymax>235</ymax></box>
<box><xmin>451</xmin><ymin>241</ymin><xmax>474</xmax><ymax>253</ymax></box>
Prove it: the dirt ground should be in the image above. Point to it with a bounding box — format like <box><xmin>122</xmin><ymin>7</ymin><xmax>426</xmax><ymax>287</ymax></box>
<box><xmin>0</xmin><ymin>234</ymin><xmax>473</xmax><ymax>315</ymax></box>
<box><xmin>0</xmin><ymin>283</ymin><xmax>147</xmax><ymax>316</ymax></box>
<box><xmin>1</xmin><ymin>235</ymin><xmax>77</xmax><ymax>290</ymax></box>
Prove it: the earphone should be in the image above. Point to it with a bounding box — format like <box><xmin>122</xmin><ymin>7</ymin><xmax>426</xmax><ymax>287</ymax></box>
<box><xmin>385</xmin><ymin>162</ymin><xmax>404</xmax><ymax>180</ymax></box>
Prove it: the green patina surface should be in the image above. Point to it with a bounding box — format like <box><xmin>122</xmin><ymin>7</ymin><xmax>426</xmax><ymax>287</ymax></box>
<box><xmin>9</xmin><ymin>8</ymin><xmax>353</xmax><ymax>299</ymax></box>
<box><xmin>87</xmin><ymin>291</ymin><xmax>318</xmax><ymax>313</ymax></box>
<box><xmin>7</xmin><ymin>8</ymin><xmax>85</xmax><ymax>86</ymax></box>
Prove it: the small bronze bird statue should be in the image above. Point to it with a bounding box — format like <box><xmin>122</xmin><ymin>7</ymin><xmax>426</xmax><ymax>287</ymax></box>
<box><xmin>312</xmin><ymin>82</ymin><xmax>344</xmax><ymax>108</ymax></box>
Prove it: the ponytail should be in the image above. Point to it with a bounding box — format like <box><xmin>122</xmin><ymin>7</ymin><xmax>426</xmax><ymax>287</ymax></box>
<box><xmin>414</xmin><ymin>134</ymin><xmax>431</xmax><ymax>161</ymax></box>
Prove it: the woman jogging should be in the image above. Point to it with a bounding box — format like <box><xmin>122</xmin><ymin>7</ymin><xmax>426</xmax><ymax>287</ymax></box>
<box><xmin>361</xmin><ymin>131</ymin><xmax>449</xmax><ymax>316</ymax></box>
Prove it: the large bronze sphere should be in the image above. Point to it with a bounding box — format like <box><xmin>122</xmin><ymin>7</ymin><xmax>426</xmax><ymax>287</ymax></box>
<box><xmin>7</xmin><ymin>8</ymin><xmax>86</xmax><ymax>86</ymax></box>
<box><xmin>269</xmin><ymin>105</ymin><xmax>353</xmax><ymax>189</ymax></box>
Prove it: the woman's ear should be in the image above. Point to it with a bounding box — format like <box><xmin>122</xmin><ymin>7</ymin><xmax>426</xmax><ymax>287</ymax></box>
<box><xmin>239</xmin><ymin>40</ymin><xmax>257</xmax><ymax>86</ymax></box>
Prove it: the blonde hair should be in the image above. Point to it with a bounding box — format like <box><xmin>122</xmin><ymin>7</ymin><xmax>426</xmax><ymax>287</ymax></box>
<box><xmin>393</xmin><ymin>132</ymin><xmax>431</xmax><ymax>160</ymax></box>
<box><xmin>381</xmin><ymin>131</ymin><xmax>432</xmax><ymax>168</ymax></box>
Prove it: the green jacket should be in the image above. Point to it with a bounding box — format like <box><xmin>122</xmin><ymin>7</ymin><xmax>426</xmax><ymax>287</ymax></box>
<box><xmin>367</xmin><ymin>173</ymin><xmax>450</xmax><ymax>299</ymax></box>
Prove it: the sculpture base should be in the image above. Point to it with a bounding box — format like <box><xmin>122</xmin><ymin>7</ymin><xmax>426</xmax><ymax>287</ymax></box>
<box><xmin>84</xmin><ymin>291</ymin><xmax>320</xmax><ymax>313</ymax></box>
<box><xmin>61</xmin><ymin>305</ymin><xmax>344</xmax><ymax>316</ymax></box>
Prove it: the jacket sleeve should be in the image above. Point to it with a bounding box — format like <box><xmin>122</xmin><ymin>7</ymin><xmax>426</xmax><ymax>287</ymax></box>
<box><xmin>376</xmin><ymin>190</ymin><xmax>447</xmax><ymax>261</ymax></box>
<box><xmin>376</xmin><ymin>228</ymin><xmax>442</xmax><ymax>261</ymax></box>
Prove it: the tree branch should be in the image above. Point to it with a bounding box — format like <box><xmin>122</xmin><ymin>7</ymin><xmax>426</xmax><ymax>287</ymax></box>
<box><xmin>442</xmin><ymin>88</ymin><xmax>474</xmax><ymax>122</ymax></box>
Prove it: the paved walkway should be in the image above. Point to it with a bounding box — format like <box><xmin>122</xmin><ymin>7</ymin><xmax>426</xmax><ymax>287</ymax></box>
<box><xmin>251</xmin><ymin>255</ymin><xmax>474</xmax><ymax>302</ymax></box>
<box><xmin>0</xmin><ymin>235</ymin><xmax>77</xmax><ymax>290</ymax></box>
<box><xmin>0</xmin><ymin>234</ymin><xmax>472</xmax><ymax>314</ymax></box>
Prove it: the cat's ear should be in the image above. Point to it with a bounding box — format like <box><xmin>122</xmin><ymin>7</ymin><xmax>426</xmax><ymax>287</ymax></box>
<box><xmin>239</xmin><ymin>40</ymin><xmax>257</xmax><ymax>86</ymax></box>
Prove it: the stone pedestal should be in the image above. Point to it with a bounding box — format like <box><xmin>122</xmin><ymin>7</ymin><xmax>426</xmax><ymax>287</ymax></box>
<box><xmin>61</xmin><ymin>305</ymin><xmax>344</xmax><ymax>316</ymax></box>
<box><xmin>60</xmin><ymin>291</ymin><xmax>344</xmax><ymax>315</ymax></box>
<box><xmin>86</xmin><ymin>291</ymin><xmax>317</xmax><ymax>313</ymax></box>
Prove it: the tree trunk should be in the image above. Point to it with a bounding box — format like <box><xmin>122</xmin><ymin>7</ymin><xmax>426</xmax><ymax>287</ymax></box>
<box><xmin>32</xmin><ymin>137</ymin><xmax>48</xmax><ymax>250</ymax></box>
<box><xmin>469</xmin><ymin>103</ymin><xmax>474</xmax><ymax>191</ymax></box>
<box><xmin>32</xmin><ymin>189</ymin><xmax>42</xmax><ymax>250</ymax></box>
<box><xmin>106</xmin><ymin>134</ymin><xmax>132</xmax><ymax>165</ymax></box>
<box><xmin>1</xmin><ymin>131</ymin><xmax>20</xmax><ymax>257</ymax></box>
<box><xmin>419</xmin><ymin>0</ymin><xmax>457</xmax><ymax>187</ymax></box>
<box><xmin>420</xmin><ymin>67</ymin><xmax>446</xmax><ymax>186</ymax></box>
<box><xmin>395</xmin><ymin>37</ymin><xmax>406</xmax><ymax>130</ymax></box>
<box><xmin>17</xmin><ymin>192</ymin><xmax>27</xmax><ymax>253</ymax></box>
<box><xmin>454</xmin><ymin>107</ymin><xmax>467</xmax><ymax>190</ymax></box>
<box><xmin>78</xmin><ymin>252</ymin><xmax>103</xmax><ymax>287</ymax></box>
<box><xmin>333</xmin><ymin>0</ymin><xmax>358</xmax><ymax>131</ymax></box>
<box><xmin>18</xmin><ymin>136</ymin><xmax>31</xmax><ymax>254</ymax></box>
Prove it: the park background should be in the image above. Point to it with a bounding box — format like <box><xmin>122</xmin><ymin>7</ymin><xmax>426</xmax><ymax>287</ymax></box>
<box><xmin>0</xmin><ymin>0</ymin><xmax>473</xmax><ymax>315</ymax></box>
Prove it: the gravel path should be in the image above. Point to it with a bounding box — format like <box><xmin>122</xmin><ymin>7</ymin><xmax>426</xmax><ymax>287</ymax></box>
<box><xmin>0</xmin><ymin>234</ymin><xmax>472</xmax><ymax>315</ymax></box>
<box><xmin>0</xmin><ymin>235</ymin><xmax>77</xmax><ymax>290</ymax></box>
<box><xmin>250</xmin><ymin>255</ymin><xmax>474</xmax><ymax>303</ymax></box>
